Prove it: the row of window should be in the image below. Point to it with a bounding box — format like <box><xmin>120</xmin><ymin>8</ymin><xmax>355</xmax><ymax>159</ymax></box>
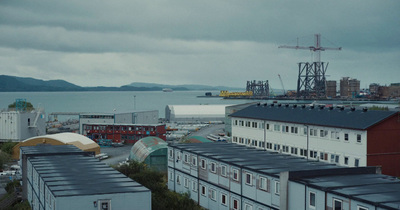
<box><xmin>84</xmin><ymin>125</ymin><xmax>155</xmax><ymax>131</ymax></box>
<box><xmin>233</xmin><ymin>119</ymin><xmax>363</xmax><ymax>142</ymax></box>
<box><xmin>231</xmin><ymin>139</ymin><xmax>361</xmax><ymax>167</ymax></box>
<box><xmin>173</xmin><ymin>173</ymin><xmax>273</xmax><ymax>210</ymax></box>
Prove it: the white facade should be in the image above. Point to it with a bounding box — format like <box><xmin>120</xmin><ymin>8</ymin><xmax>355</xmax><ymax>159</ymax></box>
<box><xmin>231</xmin><ymin>117</ymin><xmax>367</xmax><ymax>167</ymax></box>
<box><xmin>165</xmin><ymin>105</ymin><xmax>229</xmax><ymax>123</ymax></box>
<box><xmin>0</xmin><ymin>110</ymin><xmax>46</xmax><ymax>142</ymax></box>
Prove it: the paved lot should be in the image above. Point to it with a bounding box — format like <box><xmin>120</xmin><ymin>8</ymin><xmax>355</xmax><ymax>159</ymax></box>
<box><xmin>100</xmin><ymin>144</ymin><xmax>132</xmax><ymax>166</ymax></box>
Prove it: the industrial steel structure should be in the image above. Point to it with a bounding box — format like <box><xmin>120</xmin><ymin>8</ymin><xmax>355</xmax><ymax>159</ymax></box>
<box><xmin>279</xmin><ymin>34</ymin><xmax>341</xmax><ymax>99</ymax></box>
<box><xmin>246</xmin><ymin>80</ymin><xmax>270</xmax><ymax>97</ymax></box>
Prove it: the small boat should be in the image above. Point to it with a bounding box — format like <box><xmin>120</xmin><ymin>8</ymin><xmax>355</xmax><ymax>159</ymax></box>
<box><xmin>163</xmin><ymin>88</ymin><xmax>173</xmax><ymax>92</ymax></box>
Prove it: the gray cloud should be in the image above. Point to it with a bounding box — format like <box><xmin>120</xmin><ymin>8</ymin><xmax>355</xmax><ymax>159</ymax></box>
<box><xmin>0</xmin><ymin>0</ymin><xmax>399</xmax><ymax>88</ymax></box>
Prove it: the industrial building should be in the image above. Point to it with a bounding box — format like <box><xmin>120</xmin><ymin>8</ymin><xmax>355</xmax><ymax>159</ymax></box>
<box><xmin>325</xmin><ymin>80</ymin><xmax>337</xmax><ymax>98</ymax></box>
<box><xmin>165</xmin><ymin>105</ymin><xmax>228</xmax><ymax>123</ymax></box>
<box><xmin>0</xmin><ymin>108</ymin><xmax>46</xmax><ymax>142</ymax></box>
<box><xmin>79</xmin><ymin>110</ymin><xmax>159</xmax><ymax>134</ymax></box>
<box><xmin>19</xmin><ymin>144</ymin><xmax>151</xmax><ymax>210</ymax></box>
<box><xmin>340</xmin><ymin>77</ymin><xmax>360</xmax><ymax>98</ymax></box>
<box><xmin>168</xmin><ymin>142</ymin><xmax>400</xmax><ymax>210</ymax></box>
<box><xmin>129</xmin><ymin>136</ymin><xmax>168</xmax><ymax>171</ymax></box>
<box><xmin>229</xmin><ymin>103</ymin><xmax>400</xmax><ymax>177</ymax></box>
<box><xmin>82</xmin><ymin>123</ymin><xmax>167</xmax><ymax>143</ymax></box>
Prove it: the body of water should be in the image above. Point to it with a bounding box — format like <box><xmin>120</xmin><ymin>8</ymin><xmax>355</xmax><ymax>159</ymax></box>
<box><xmin>1</xmin><ymin>91</ymin><xmax>397</xmax><ymax>121</ymax></box>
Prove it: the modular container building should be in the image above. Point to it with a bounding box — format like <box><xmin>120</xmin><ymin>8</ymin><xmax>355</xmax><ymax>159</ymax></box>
<box><xmin>20</xmin><ymin>144</ymin><xmax>151</xmax><ymax>210</ymax></box>
<box><xmin>129</xmin><ymin>136</ymin><xmax>168</xmax><ymax>172</ymax></box>
<box><xmin>165</xmin><ymin>105</ymin><xmax>228</xmax><ymax>123</ymax></box>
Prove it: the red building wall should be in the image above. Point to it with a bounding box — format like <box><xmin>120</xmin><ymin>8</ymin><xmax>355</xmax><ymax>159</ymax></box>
<box><xmin>367</xmin><ymin>114</ymin><xmax>400</xmax><ymax>177</ymax></box>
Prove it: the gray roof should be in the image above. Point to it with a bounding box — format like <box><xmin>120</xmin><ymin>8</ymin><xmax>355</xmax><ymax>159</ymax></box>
<box><xmin>302</xmin><ymin>174</ymin><xmax>400</xmax><ymax>209</ymax></box>
<box><xmin>28</xmin><ymin>152</ymin><xmax>150</xmax><ymax>197</ymax></box>
<box><xmin>229</xmin><ymin>104</ymin><xmax>398</xmax><ymax>130</ymax></box>
<box><xmin>169</xmin><ymin>142</ymin><xmax>400</xmax><ymax>209</ymax></box>
<box><xmin>169</xmin><ymin>142</ymin><xmax>340</xmax><ymax>177</ymax></box>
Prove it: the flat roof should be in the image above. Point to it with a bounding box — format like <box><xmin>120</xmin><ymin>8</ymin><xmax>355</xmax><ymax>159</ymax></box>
<box><xmin>28</xmin><ymin>154</ymin><xmax>150</xmax><ymax>197</ymax></box>
<box><xmin>20</xmin><ymin>144</ymin><xmax>91</xmax><ymax>156</ymax></box>
<box><xmin>230</xmin><ymin>104</ymin><xmax>398</xmax><ymax>130</ymax></box>
<box><xmin>169</xmin><ymin>142</ymin><xmax>400</xmax><ymax>209</ymax></box>
<box><xmin>169</xmin><ymin>142</ymin><xmax>340</xmax><ymax>177</ymax></box>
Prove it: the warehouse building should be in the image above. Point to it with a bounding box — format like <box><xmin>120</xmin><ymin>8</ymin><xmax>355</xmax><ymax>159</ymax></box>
<box><xmin>165</xmin><ymin>105</ymin><xmax>228</xmax><ymax>123</ymax></box>
<box><xmin>20</xmin><ymin>144</ymin><xmax>151</xmax><ymax>210</ymax></box>
<box><xmin>12</xmin><ymin>132</ymin><xmax>100</xmax><ymax>160</ymax></box>
<box><xmin>168</xmin><ymin>142</ymin><xmax>400</xmax><ymax>210</ymax></box>
<box><xmin>230</xmin><ymin>103</ymin><xmax>400</xmax><ymax>177</ymax></box>
<box><xmin>79</xmin><ymin>110</ymin><xmax>158</xmax><ymax>134</ymax></box>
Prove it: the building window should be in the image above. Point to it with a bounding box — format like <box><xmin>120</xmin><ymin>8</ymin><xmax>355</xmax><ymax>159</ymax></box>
<box><xmin>252</xmin><ymin>121</ymin><xmax>258</xmax><ymax>128</ymax></box>
<box><xmin>357</xmin><ymin>134</ymin><xmax>362</xmax><ymax>143</ymax></box>
<box><xmin>177</xmin><ymin>152</ymin><xmax>181</xmax><ymax>160</ymax></box>
<box><xmin>274</xmin><ymin>124</ymin><xmax>280</xmax><ymax>131</ymax></box>
<box><xmin>357</xmin><ymin>206</ymin><xmax>368</xmax><ymax>210</ymax></box>
<box><xmin>177</xmin><ymin>175</ymin><xmax>181</xmax><ymax>185</ymax></box>
<box><xmin>274</xmin><ymin>181</ymin><xmax>280</xmax><ymax>195</ymax></box>
<box><xmin>274</xmin><ymin>144</ymin><xmax>280</xmax><ymax>151</ymax></box>
<box><xmin>99</xmin><ymin>200</ymin><xmax>111</xmax><ymax>210</ymax></box>
<box><xmin>310</xmin><ymin>192</ymin><xmax>316</xmax><ymax>208</ymax></box>
<box><xmin>355</xmin><ymin>158</ymin><xmax>359</xmax><ymax>167</ymax></box>
<box><xmin>259</xmin><ymin>176</ymin><xmax>270</xmax><ymax>192</ymax></box>
<box><xmin>291</xmin><ymin>147</ymin><xmax>298</xmax><ymax>155</ymax></box>
<box><xmin>320</xmin><ymin>130</ymin><xmax>328</xmax><ymax>137</ymax></box>
<box><xmin>245</xmin><ymin>172</ymin><xmax>252</xmax><ymax>185</ymax></box>
<box><xmin>333</xmin><ymin>199</ymin><xmax>343</xmax><ymax>210</ymax></box>
<box><xmin>245</xmin><ymin>203</ymin><xmax>252</xmax><ymax>210</ymax></box>
<box><xmin>300</xmin><ymin>149</ymin><xmax>308</xmax><ymax>157</ymax></box>
<box><xmin>303</xmin><ymin>127</ymin><xmax>308</xmax><ymax>135</ymax></box>
<box><xmin>331</xmin><ymin>154</ymin><xmax>339</xmax><ymax>163</ymax></box>
<box><xmin>201</xmin><ymin>159</ymin><xmax>206</xmax><ymax>169</ymax></box>
<box><xmin>192</xmin><ymin>156</ymin><xmax>197</xmax><ymax>166</ymax></box>
<box><xmin>310</xmin><ymin>150</ymin><xmax>317</xmax><ymax>158</ymax></box>
<box><xmin>233</xmin><ymin>199</ymin><xmax>239</xmax><ymax>210</ymax></box>
<box><xmin>210</xmin><ymin>189</ymin><xmax>216</xmax><ymax>200</ymax></box>
<box><xmin>233</xmin><ymin>136</ymin><xmax>238</xmax><ymax>143</ymax></box>
<box><xmin>192</xmin><ymin>181</ymin><xmax>197</xmax><ymax>192</ymax></box>
<box><xmin>344</xmin><ymin>133</ymin><xmax>349</xmax><ymax>141</ymax></box>
<box><xmin>331</xmin><ymin>131</ymin><xmax>340</xmax><ymax>140</ymax></box>
<box><xmin>291</xmin><ymin>126</ymin><xmax>298</xmax><ymax>134</ymax></box>
<box><xmin>169</xmin><ymin>171</ymin><xmax>174</xmax><ymax>181</ymax></box>
<box><xmin>184</xmin><ymin>178</ymin><xmax>189</xmax><ymax>188</ymax></box>
<box><xmin>211</xmin><ymin>162</ymin><xmax>217</xmax><ymax>173</ymax></box>
<box><xmin>233</xmin><ymin>169</ymin><xmax>239</xmax><ymax>181</ymax></box>
<box><xmin>221</xmin><ymin>165</ymin><xmax>227</xmax><ymax>177</ymax></box>
<box><xmin>282</xmin><ymin>146</ymin><xmax>289</xmax><ymax>153</ymax></box>
<box><xmin>184</xmin><ymin>154</ymin><xmax>189</xmax><ymax>163</ymax></box>
<box><xmin>266</xmin><ymin>143</ymin><xmax>272</xmax><ymax>149</ymax></box>
<box><xmin>201</xmin><ymin>185</ymin><xmax>206</xmax><ymax>196</ymax></box>
<box><xmin>221</xmin><ymin>194</ymin><xmax>227</xmax><ymax>206</ymax></box>
<box><xmin>169</xmin><ymin>150</ymin><xmax>173</xmax><ymax>158</ymax></box>
<box><xmin>344</xmin><ymin>157</ymin><xmax>349</xmax><ymax>165</ymax></box>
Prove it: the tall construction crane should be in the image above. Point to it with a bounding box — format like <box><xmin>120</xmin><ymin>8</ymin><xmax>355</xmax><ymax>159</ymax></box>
<box><xmin>278</xmin><ymin>74</ymin><xmax>286</xmax><ymax>96</ymax></box>
<box><xmin>278</xmin><ymin>34</ymin><xmax>342</xmax><ymax>63</ymax></box>
<box><xmin>278</xmin><ymin>34</ymin><xmax>342</xmax><ymax>98</ymax></box>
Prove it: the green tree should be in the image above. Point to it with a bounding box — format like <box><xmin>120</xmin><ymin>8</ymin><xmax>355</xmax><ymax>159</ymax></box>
<box><xmin>0</xmin><ymin>151</ymin><xmax>10</xmax><ymax>171</ymax></box>
<box><xmin>115</xmin><ymin>161</ymin><xmax>203</xmax><ymax>210</ymax></box>
<box><xmin>1</xmin><ymin>141</ymin><xmax>18</xmax><ymax>155</ymax></box>
<box><xmin>8</xmin><ymin>101</ymin><xmax>34</xmax><ymax>111</ymax></box>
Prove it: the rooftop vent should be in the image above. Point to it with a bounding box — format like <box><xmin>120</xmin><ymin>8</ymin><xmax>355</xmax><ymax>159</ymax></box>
<box><xmin>363</xmin><ymin>107</ymin><xmax>368</xmax><ymax>112</ymax></box>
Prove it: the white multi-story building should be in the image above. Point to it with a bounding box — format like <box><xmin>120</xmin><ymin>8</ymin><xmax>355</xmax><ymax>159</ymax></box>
<box><xmin>0</xmin><ymin>109</ymin><xmax>46</xmax><ymax>142</ymax></box>
<box><xmin>229</xmin><ymin>103</ymin><xmax>400</xmax><ymax>177</ymax></box>
<box><xmin>168</xmin><ymin>142</ymin><xmax>400</xmax><ymax>210</ymax></box>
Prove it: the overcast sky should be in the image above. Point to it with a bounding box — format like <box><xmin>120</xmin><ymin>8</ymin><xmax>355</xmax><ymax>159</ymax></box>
<box><xmin>1</xmin><ymin>0</ymin><xmax>399</xmax><ymax>89</ymax></box>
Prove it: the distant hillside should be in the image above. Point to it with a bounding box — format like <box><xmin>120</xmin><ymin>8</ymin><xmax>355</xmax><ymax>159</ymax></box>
<box><xmin>0</xmin><ymin>75</ymin><xmax>245</xmax><ymax>92</ymax></box>
<box><xmin>128</xmin><ymin>82</ymin><xmax>243</xmax><ymax>91</ymax></box>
